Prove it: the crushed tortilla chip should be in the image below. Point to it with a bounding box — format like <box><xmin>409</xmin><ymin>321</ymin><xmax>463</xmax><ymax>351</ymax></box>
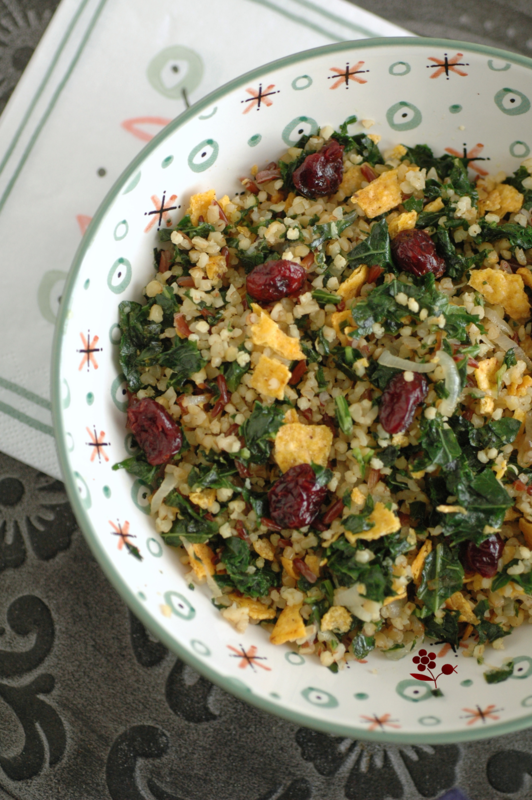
<box><xmin>495</xmin><ymin>460</ymin><xmax>508</xmax><ymax>481</ymax></box>
<box><xmin>344</xmin><ymin>502</ymin><xmax>401</xmax><ymax>544</ymax></box>
<box><xmin>508</xmin><ymin>374</ymin><xmax>532</xmax><ymax>397</ymax></box>
<box><xmin>337</xmin><ymin>265</ymin><xmax>368</xmax><ymax>301</ymax></box>
<box><xmin>250</xmin><ymin>304</ymin><xmax>304</xmax><ymax>360</ymax></box>
<box><xmin>336</xmin><ymin>165</ymin><xmax>364</xmax><ymax>201</ymax></box>
<box><xmin>284</xmin><ymin>408</ymin><xmax>299</xmax><ymax>424</ymax></box>
<box><xmin>519</xmin><ymin>517</ymin><xmax>532</xmax><ymax>549</ymax></box>
<box><xmin>320</xmin><ymin>605</ymin><xmax>352</xmax><ymax>633</ymax></box>
<box><xmin>205</xmin><ymin>254</ymin><xmax>227</xmax><ymax>281</ymax></box>
<box><xmin>249</xmin><ymin>354</ymin><xmax>290</xmax><ymax>401</ymax></box>
<box><xmin>475</xmin><ymin>357</ymin><xmax>499</xmax><ymax>392</ymax></box>
<box><xmin>351</xmin><ymin>168</ymin><xmax>402</xmax><ymax>219</ymax></box>
<box><xmin>253</xmin><ymin>537</ymin><xmax>276</xmax><ymax>561</ymax></box>
<box><xmin>189</xmin><ymin>489</ymin><xmax>216</xmax><ymax>510</ymax></box>
<box><xmin>188</xmin><ymin>543</ymin><xmax>215</xmax><ymax>580</ymax></box>
<box><xmin>187</xmin><ymin>189</ymin><xmax>216</xmax><ymax>226</ymax></box>
<box><xmin>351</xmin><ymin>487</ymin><xmax>366</xmax><ymax>507</ymax></box>
<box><xmin>411</xmin><ymin>540</ymin><xmax>432</xmax><ymax>584</ymax></box>
<box><xmin>331</xmin><ymin>309</ymin><xmax>357</xmax><ymax>346</ymax></box>
<box><xmin>270</xmin><ymin>603</ymin><xmax>306</xmax><ymax>645</ymax></box>
<box><xmin>517</xmin><ymin>267</ymin><xmax>532</xmax><ymax>290</ymax></box>
<box><xmin>445</xmin><ymin>591</ymin><xmax>479</xmax><ymax>624</ymax></box>
<box><xmin>478</xmin><ymin>182</ymin><xmax>523</xmax><ymax>218</ymax></box>
<box><xmin>274</xmin><ymin>422</ymin><xmax>333</xmax><ymax>473</ymax></box>
<box><xmin>387</xmin><ymin>210</ymin><xmax>417</xmax><ymax>239</ymax></box>
<box><xmin>423</xmin><ymin>196</ymin><xmax>444</xmax><ymax>213</ymax></box>
<box><xmin>469</xmin><ymin>268</ymin><xmax>530</xmax><ymax>321</ymax></box>
<box><xmin>281</xmin><ymin>555</ymin><xmax>299</xmax><ymax>580</ymax></box>
<box><xmin>437</xmin><ymin>504</ymin><xmax>468</xmax><ymax>515</ymax></box>
<box><xmin>479</xmin><ymin>396</ymin><xmax>495</xmax><ymax>415</ymax></box>
<box><xmin>228</xmin><ymin>593</ymin><xmax>276</xmax><ymax>620</ymax></box>
<box><xmin>305</xmin><ymin>553</ymin><xmax>321</xmax><ymax>579</ymax></box>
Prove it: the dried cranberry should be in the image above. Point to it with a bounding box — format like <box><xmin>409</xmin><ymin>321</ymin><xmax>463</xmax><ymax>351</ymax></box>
<box><xmin>463</xmin><ymin>535</ymin><xmax>504</xmax><ymax>578</ymax></box>
<box><xmin>391</xmin><ymin>229</ymin><xmax>446</xmax><ymax>278</ymax></box>
<box><xmin>379</xmin><ymin>372</ymin><xmax>428</xmax><ymax>434</ymax></box>
<box><xmin>268</xmin><ymin>464</ymin><xmax>327</xmax><ymax>529</ymax></box>
<box><xmin>127</xmin><ymin>397</ymin><xmax>182</xmax><ymax>465</ymax></box>
<box><xmin>292</xmin><ymin>139</ymin><xmax>344</xmax><ymax>198</ymax></box>
<box><xmin>247</xmin><ymin>259</ymin><xmax>306</xmax><ymax>304</ymax></box>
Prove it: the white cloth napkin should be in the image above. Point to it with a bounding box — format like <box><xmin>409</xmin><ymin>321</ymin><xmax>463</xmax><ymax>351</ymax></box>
<box><xmin>0</xmin><ymin>0</ymin><xmax>409</xmax><ymax>479</ymax></box>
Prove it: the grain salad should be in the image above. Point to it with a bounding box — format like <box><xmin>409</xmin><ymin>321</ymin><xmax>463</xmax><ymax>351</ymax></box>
<box><xmin>114</xmin><ymin>119</ymin><xmax>532</xmax><ymax>670</ymax></box>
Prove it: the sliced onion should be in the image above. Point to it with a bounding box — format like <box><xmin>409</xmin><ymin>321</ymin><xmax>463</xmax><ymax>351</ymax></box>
<box><xmin>436</xmin><ymin>350</ymin><xmax>460</xmax><ymax>417</ymax></box>
<box><xmin>377</xmin><ymin>349</ymin><xmax>437</xmax><ymax>374</ymax></box>
<box><xmin>151</xmin><ymin>469</ymin><xmax>179</xmax><ymax>514</ymax></box>
<box><xmin>494</xmin><ymin>333</ymin><xmax>532</xmax><ymax>370</ymax></box>
<box><xmin>483</xmin><ymin>307</ymin><xmax>514</xmax><ymax>336</ymax></box>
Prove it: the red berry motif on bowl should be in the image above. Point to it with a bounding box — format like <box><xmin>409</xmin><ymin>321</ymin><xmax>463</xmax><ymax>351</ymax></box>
<box><xmin>411</xmin><ymin>649</ymin><xmax>457</xmax><ymax>690</ymax></box>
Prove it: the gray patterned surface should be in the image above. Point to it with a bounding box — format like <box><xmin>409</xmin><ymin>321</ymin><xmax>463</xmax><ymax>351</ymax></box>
<box><xmin>3</xmin><ymin>0</ymin><xmax>532</xmax><ymax>798</ymax></box>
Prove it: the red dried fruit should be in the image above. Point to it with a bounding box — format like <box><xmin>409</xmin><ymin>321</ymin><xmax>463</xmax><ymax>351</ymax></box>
<box><xmin>361</xmin><ymin>164</ymin><xmax>377</xmax><ymax>183</ymax></box>
<box><xmin>293</xmin><ymin>557</ymin><xmax>317</xmax><ymax>584</ymax></box>
<box><xmin>366</xmin><ymin>265</ymin><xmax>384</xmax><ymax>284</ymax></box>
<box><xmin>246</xmin><ymin>259</ymin><xmax>306</xmax><ymax>304</ymax></box>
<box><xmin>463</xmin><ymin>535</ymin><xmax>504</xmax><ymax>578</ymax></box>
<box><xmin>379</xmin><ymin>372</ymin><xmax>428</xmax><ymax>434</ymax></box>
<box><xmin>268</xmin><ymin>464</ymin><xmax>328</xmax><ymax>529</ymax></box>
<box><xmin>292</xmin><ymin>139</ymin><xmax>345</xmax><ymax>198</ymax></box>
<box><xmin>322</xmin><ymin>497</ymin><xmax>344</xmax><ymax>526</ymax></box>
<box><xmin>127</xmin><ymin>397</ymin><xmax>182</xmax><ymax>465</ymax></box>
<box><xmin>391</xmin><ymin>229</ymin><xmax>446</xmax><ymax>278</ymax></box>
<box><xmin>289</xmin><ymin>360</ymin><xmax>308</xmax><ymax>385</ymax></box>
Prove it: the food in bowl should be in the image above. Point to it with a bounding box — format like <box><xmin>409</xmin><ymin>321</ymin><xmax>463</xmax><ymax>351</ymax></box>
<box><xmin>114</xmin><ymin>119</ymin><xmax>532</xmax><ymax>671</ymax></box>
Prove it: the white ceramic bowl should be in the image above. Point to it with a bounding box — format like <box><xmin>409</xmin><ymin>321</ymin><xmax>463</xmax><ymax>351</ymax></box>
<box><xmin>53</xmin><ymin>37</ymin><xmax>532</xmax><ymax>743</ymax></box>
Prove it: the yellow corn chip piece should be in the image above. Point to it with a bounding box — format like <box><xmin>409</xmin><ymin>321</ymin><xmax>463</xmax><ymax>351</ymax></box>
<box><xmin>478</xmin><ymin>182</ymin><xmax>523</xmax><ymax>217</ymax></box>
<box><xmin>250</xmin><ymin>304</ymin><xmax>304</xmax><ymax>361</ymax></box>
<box><xmin>388</xmin><ymin>210</ymin><xmax>417</xmax><ymax>239</ymax></box>
<box><xmin>344</xmin><ymin>502</ymin><xmax>401</xmax><ymax>544</ymax></box>
<box><xmin>386</xmin><ymin>144</ymin><xmax>407</xmax><ymax>160</ymax></box>
<box><xmin>335</xmin><ymin>165</ymin><xmax>364</xmax><ymax>201</ymax></box>
<box><xmin>331</xmin><ymin>309</ymin><xmax>357</xmax><ymax>346</ymax></box>
<box><xmin>337</xmin><ymin>265</ymin><xmax>368</xmax><ymax>301</ymax></box>
<box><xmin>479</xmin><ymin>396</ymin><xmax>495</xmax><ymax>415</ymax></box>
<box><xmin>270</xmin><ymin>603</ymin><xmax>306</xmax><ymax>645</ymax></box>
<box><xmin>206</xmin><ymin>254</ymin><xmax>227</xmax><ymax>281</ymax></box>
<box><xmin>474</xmin><ymin>357</ymin><xmax>499</xmax><ymax>392</ymax></box>
<box><xmin>383</xmin><ymin>592</ymin><xmax>408</xmax><ymax>606</ymax></box>
<box><xmin>351</xmin><ymin>487</ymin><xmax>366</xmax><ymax>506</ymax></box>
<box><xmin>189</xmin><ymin>543</ymin><xmax>215</xmax><ymax>579</ymax></box>
<box><xmin>411</xmin><ymin>539</ymin><xmax>432</xmax><ymax>583</ymax></box>
<box><xmin>274</xmin><ymin>423</ymin><xmax>333</xmax><ymax>474</ymax></box>
<box><xmin>423</xmin><ymin>196</ymin><xmax>444</xmax><ymax>213</ymax></box>
<box><xmin>351</xmin><ymin>168</ymin><xmax>402</xmax><ymax>219</ymax></box>
<box><xmin>188</xmin><ymin>189</ymin><xmax>216</xmax><ymax>226</ymax></box>
<box><xmin>228</xmin><ymin>593</ymin><xmax>276</xmax><ymax>620</ymax></box>
<box><xmin>249</xmin><ymin>354</ymin><xmax>290</xmax><ymax>401</ymax></box>
<box><xmin>304</xmin><ymin>553</ymin><xmax>321</xmax><ymax>579</ymax></box>
<box><xmin>445</xmin><ymin>591</ymin><xmax>479</xmax><ymax>624</ymax></box>
<box><xmin>189</xmin><ymin>489</ymin><xmax>216</xmax><ymax>510</ymax></box>
<box><xmin>437</xmin><ymin>505</ymin><xmax>468</xmax><ymax>515</ymax></box>
<box><xmin>508</xmin><ymin>374</ymin><xmax>532</xmax><ymax>397</ymax></box>
<box><xmin>495</xmin><ymin>459</ymin><xmax>508</xmax><ymax>481</ymax></box>
<box><xmin>519</xmin><ymin>517</ymin><xmax>532</xmax><ymax>550</ymax></box>
<box><xmin>320</xmin><ymin>605</ymin><xmax>352</xmax><ymax>633</ymax></box>
<box><xmin>253</xmin><ymin>537</ymin><xmax>276</xmax><ymax>561</ymax></box>
<box><xmin>284</xmin><ymin>408</ymin><xmax>299</xmax><ymax>424</ymax></box>
<box><xmin>517</xmin><ymin>267</ymin><xmax>532</xmax><ymax>290</ymax></box>
<box><xmin>281</xmin><ymin>555</ymin><xmax>299</xmax><ymax>580</ymax></box>
<box><xmin>469</xmin><ymin>268</ymin><xmax>530</xmax><ymax>320</ymax></box>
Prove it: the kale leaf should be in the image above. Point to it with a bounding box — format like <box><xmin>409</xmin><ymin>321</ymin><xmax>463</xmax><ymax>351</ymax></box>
<box><xmin>417</xmin><ymin>543</ymin><xmax>464</xmax><ymax>615</ymax></box>
<box><xmin>484</xmin><ymin>661</ymin><xmax>514</xmax><ymax>684</ymax></box>
<box><xmin>468</xmin><ymin>418</ymin><xmax>522</xmax><ymax>450</ymax></box>
<box><xmin>351</xmin><ymin>632</ymin><xmax>375</xmax><ymax>659</ymax></box>
<box><xmin>160</xmin><ymin>214</ymin><xmax>215</xmax><ymax>241</ymax></box>
<box><xmin>157</xmin><ymin>338</ymin><xmax>207</xmax><ymax>386</ymax></box>
<box><xmin>216</xmin><ymin>536</ymin><xmax>279</xmax><ymax>597</ymax></box>
<box><xmin>279</xmin><ymin>153</ymin><xmax>306</xmax><ymax>192</ymax></box>
<box><xmin>112</xmin><ymin>455</ymin><xmax>159</xmax><ymax>488</ymax></box>
<box><xmin>311</xmin><ymin>211</ymin><xmax>357</xmax><ymax>249</ymax></box>
<box><xmin>118</xmin><ymin>300</ymin><xmax>162</xmax><ymax>392</ymax></box>
<box><xmin>332</xmin><ymin>117</ymin><xmax>384</xmax><ymax>166</ymax></box>
<box><xmin>163</xmin><ymin>491</ymin><xmax>218</xmax><ymax>544</ymax></box>
<box><xmin>187</xmin><ymin>452</ymin><xmax>238</xmax><ymax>492</ymax></box>
<box><xmin>239</xmin><ymin>402</ymin><xmax>285</xmax><ymax>464</ymax></box>
<box><xmin>473</xmin><ymin>220</ymin><xmax>532</xmax><ymax>250</ymax></box>
<box><xmin>347</xmin><ymin>218</ymin><xmax>393</xmax><ymax>271</ymax></box>
<box><xmin>504</xmin><ymin>166</ymin><xmax>532</xmax><ymax>210</ymax></box>
<box><xmin>422</xmin><ymin>609</ymin><xmax>461</xmax><ymax>648</ymax></box>
<box><xmin>221</xmin><ymin>345</ymin><xmax>251</xmax><ymax>392</ymax></box>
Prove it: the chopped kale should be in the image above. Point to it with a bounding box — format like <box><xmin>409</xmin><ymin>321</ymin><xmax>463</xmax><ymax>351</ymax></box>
<box><xmin>484</xmin><ymin>661</ymin><xmax>514</xmax><ymax>684</ymax></box>
<box><xmin>332</xmin><ymin>117</ymin><xmax>384</xmax><ymax>166</ymax></box>
<box><xmin>332</xmin><ymin>344</ymin><xmax>364</xmax><ymax>381</ymax></box>
<box><xmin>312</xmin><ymin>289</ymin><xmax>342</xmax><ymax>306</ymax></box>
<box><xmin>112</xmin><ymin>455</ymin><xmax>159</xmax><ymax>488</ymax></box>
<box><xmin>492</xmin><ymin>560</ymin><xmax>532</xmax><ymax>593</ymax></box>
<box><xmin>311</xmin><ymin>211</ymin><xmax>357</xmax><ymax>249</ymax></box>
<box><xmin>216</xmin><ymin>536</ymin><xmax>279</xmax><ymax>597</ymax></box>
<box><xmin>422</xmin><ymin>609</ymin><xmax>461</xmax><ymax>648</ymax></box>
<box><xmin>474</xmin><ymin>599</ymin><xmax>511</xmax><ymax>644</ymax></box>
<box><xmin>379</xmin><ymin>445</ymin><xmax>399</xmax><ymax>468</ymax></box>
<box><xmin>347</xmin><ymin>218</ymin><xmax>393</xmax><ymax>271</ymax></box>
<box><xmin>417</xmin><ymin>543</ymin><xmax>464</xmax><ymax>615</ymax></box>
<box><xmin>366</xmin><ymin>360</ymin><xmax>400</xmax><ymax>391</ymax></box>
<box><xmin>468</xmin><ymin>418</ymin><xmax>521</xmax><ymax>450</ymax></box>
<box><xmin>279</xmin><ymin>153</ymin><xmax>306</xmax><ymax>193</ymax></box>
<box><xmin>311</xmin><ymin>462</ymin><xmax>333</xmax><ymax>489</ymax></box>
<box><xmin>159</xmin><ymin>214</ymin><xmax>215</xmax><ymax>241</ymax></box>
<box><xmin>188</xmin><ymin>452</ymin><xmax>238</xmax><ymax>492</ymax></box>
<box><xmin>239</xmin><ymin>402</ymin><xmax>285</xmax><ymax>464</ymax></box>
<box><xmin>504</xmin><ymin>165</ymin><xmax>532</xmax><ymax>210</ymax></box>
<box><xmin>242</xmin><ymin>485</ymin><xmax>269</xmax><ymax>520</ymax></box>
<box><xmin>433</xmin><ymin>227</ymin><xmax>484</xmax><ymax>282</ymax></box>
<box><xmin>403</xmin><ymin>196</ymin><xmax>423</xmax><ymax>213</ymax></box>
<box><xmin>351</xmin><ymin>632</ymin><xmax>375</xmax><ymax>659</ymax></box>
<box><xmin>503</xmin><ymin>348</ymin><xmax>517</xmax><ymax>368</ymax></box>
<box><xmin>157</xmin><ymin>338</ymin><xmax>207</xmax><ymax>387</ymax></box>
<box><xmin>163</xmin><ymin>491</ymin><xmax>218</xmax><ymax>544</ymax></box>
<box><xmin>473</xmin><ymin>220</ymin><xmax>532</xmax><ymax>250</ymax></box>
<box><xmin>221</xmin><ymin>345</ymin><xmax>251</xmax><ymax>392</ymax></box>
<box><xmin>118</xmin><ymin>300</ymin><xmax>161</xmax><ymax>392</ymax></box>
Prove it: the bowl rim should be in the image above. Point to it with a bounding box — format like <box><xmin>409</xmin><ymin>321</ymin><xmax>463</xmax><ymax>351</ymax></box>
<box><xmin>52</xmin><ymin>35</ymin><xmax>532</xmax><ymax>743</ymax></box>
